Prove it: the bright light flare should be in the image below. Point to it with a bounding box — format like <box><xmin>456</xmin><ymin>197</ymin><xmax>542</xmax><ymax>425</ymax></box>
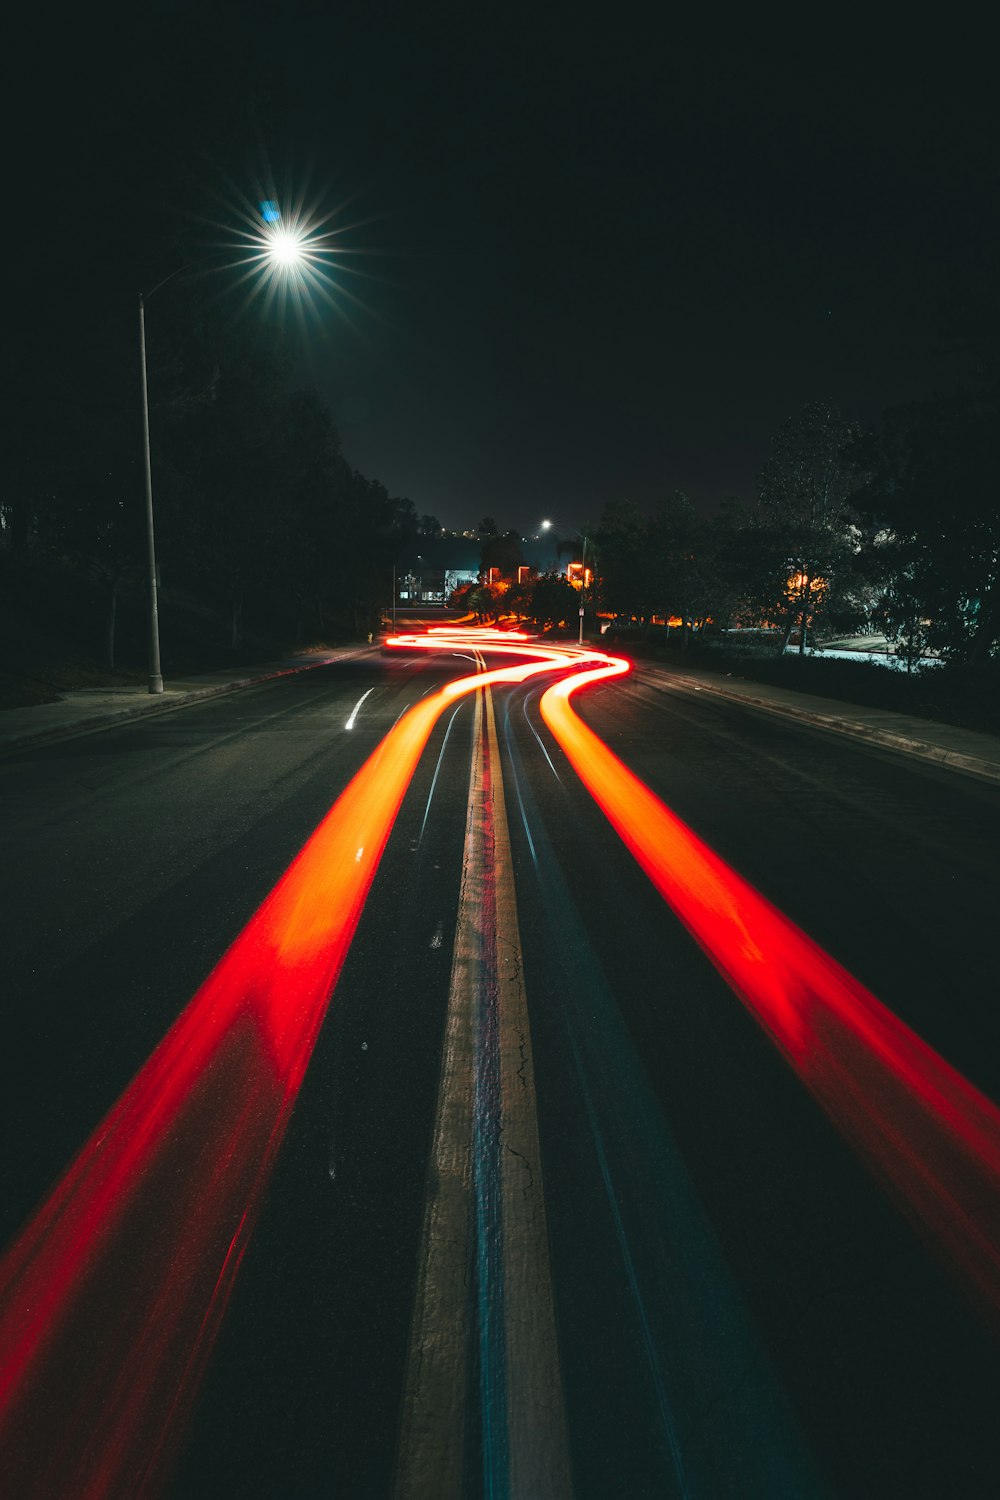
<box><xmin>263</xmin><ymin>225</ymin><xmax>305</xmax><ymax>269</ymax></box>
<box><xmin>208</xmin><ymin>182</ymin><xmax>379</xmax><ymax>337</ymax></box>
<box><xmin>247</xmin><ymin>212</ymin><xmax>328</xmax><ymax>291</ymax></box>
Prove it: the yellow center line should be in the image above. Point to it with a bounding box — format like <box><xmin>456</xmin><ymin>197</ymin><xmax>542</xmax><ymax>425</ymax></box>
<box><xmin>485</xmin><ymin>684</ymin><xmax>571</xmax><ymax>1498</ymax></box>
<box><xmin>395</xmin><ymin>684</ymin><xmax>570</xmax><ymax>1497</ymax></box>
<box><xmin>394</xmin><ymin>688</ymin><xmax>483</xmax><ymax>1497</ymax></box>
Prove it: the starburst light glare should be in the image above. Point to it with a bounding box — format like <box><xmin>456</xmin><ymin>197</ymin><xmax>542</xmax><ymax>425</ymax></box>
<box><xmin>223</xmin><ymin>197</ymin><xmax>345</xmax><ymax>316</ymax></box>
<box><xmin>264</xmin><ymin>225</ymin><xmax>305</xmax><ymax>269</ymax></box>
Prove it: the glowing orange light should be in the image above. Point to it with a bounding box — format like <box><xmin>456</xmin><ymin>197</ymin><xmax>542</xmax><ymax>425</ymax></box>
<box><xmin>564</xmin><ymin>562</ymin><xmax>593</xmax><ymax>589</ymax></box>
<box><xmin>786</xmin><ymin>570</ymin><xmax>828</xmax><ymax>596</ymax></box>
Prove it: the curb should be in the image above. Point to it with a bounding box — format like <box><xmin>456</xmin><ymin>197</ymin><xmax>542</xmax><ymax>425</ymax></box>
<box><xmin>648</xmin><ymin>669</ymin><xmax>1000</xmax><ymax>787</ymax></box>
<box><xmin>0</xmin><ymin>648</ymin><xmax>375</xmax><ymax>755</ymax></box>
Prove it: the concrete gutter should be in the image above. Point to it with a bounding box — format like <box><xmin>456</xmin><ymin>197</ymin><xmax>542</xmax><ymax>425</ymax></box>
<box><xmin>645</xmin><ymin>666</ymin><xmax>1000</xmax><ymax>787</ymax></box>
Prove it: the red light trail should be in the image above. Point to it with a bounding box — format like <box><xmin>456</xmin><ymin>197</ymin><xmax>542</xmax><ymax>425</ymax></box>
<box><xmin>1</xmin><ymin>625</ymin><xmax>999</xmax><ymax>1497</ymax></box>
<box><xmin>0</xmin><ymin>638</ymin><xmax>576</xmax><ymax>1499</ymax></box>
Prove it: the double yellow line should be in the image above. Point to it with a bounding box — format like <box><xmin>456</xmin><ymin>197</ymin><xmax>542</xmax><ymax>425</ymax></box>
<box><xmin>396</xmin><ymin>680</ymin><xmax>571</xmax><ymax>1498</ymax></box>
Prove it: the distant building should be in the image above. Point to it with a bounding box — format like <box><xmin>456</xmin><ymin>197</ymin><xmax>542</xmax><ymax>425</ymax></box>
<box><xmin>397</xmin><ymin>537</ymin><xmax>481</xmax><ymax>603</ymax></box>
<box><xmin>394</xmin><ymin>531</ymin><xmax>585</xmax><ymax>604</ymax></box>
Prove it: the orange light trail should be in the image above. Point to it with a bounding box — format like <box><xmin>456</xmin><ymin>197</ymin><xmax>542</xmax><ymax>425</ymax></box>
<box><xmin>393</xmin><ymin>630</ymin><xmax>1000</xmax><ymax>1313</ymax></box>
<box><xmin>539</xmin><ymin>663</ymin><xmax>1000</xmax><ymax>1318</ymax></box>
<box><xmin>3</xmin><ymin>625</ymin><xmax>1000</xmax><ymax>1497</ymax></box>
<box><xmin>388</xmin><ymin>631</ymin><xmax>1000</xmax><ymax>1318</ymax></box>
<box><xmin>0</xmin><ymin>635</ymin><xmax>581</xmax><ymax>1500</ymax></box>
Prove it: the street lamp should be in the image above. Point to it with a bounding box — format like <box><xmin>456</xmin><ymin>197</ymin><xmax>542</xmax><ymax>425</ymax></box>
<box><xmin>541</xmin><ymin>519</ymin><xmax>591</xmax><ymax>644</ymax></box>
<box><xmin>540</xmin><ymin>518</ymin><xmax>558</xmax><ymax>573</ymax></box>
<box><xmin>138</xmin><ymin>218</ymin><xmax>307</xmax><ymax>693</ymax></box>
<box><xmin>137</xmin><ymin>291</ymin><xmax>163</xmax><ymax>692</ymax></box>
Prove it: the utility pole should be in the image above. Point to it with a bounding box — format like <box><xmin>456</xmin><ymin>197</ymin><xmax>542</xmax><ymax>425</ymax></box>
<box><xmin>138</xmin><ymin>294</ymin><xmax>164</xmax><ymax>693</ymax></box>
<box><xmin>578</xmin><ymin>533</ymin><xmax>588</xmax><ymax>645</ymax></box>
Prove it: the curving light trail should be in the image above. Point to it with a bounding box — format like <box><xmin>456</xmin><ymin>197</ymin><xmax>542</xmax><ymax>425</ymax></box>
<box><xmin>395</xmin><ymin>629</ymin><xmax>1000</xmax><ymax>1317</ymax></box>
<box><xmin>2</xmin><ymin>625</ymin><xmax>999</xmax><ymax>1499</ymax></box>
<box><xmin>538</xmin><ymin>655</ymin><xmax>1000</xmax><ymax>1318</ymax></box>
<box><xmin>0</xmin><ymin>634</ymin><xmax>586</xmax><ymax>1500</ymax></box>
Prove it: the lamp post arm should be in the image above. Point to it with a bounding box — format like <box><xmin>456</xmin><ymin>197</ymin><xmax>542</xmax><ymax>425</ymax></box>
<box><xmin>141</xmin><ymin>255</ymin><xmax>217</xmax><ymax>304</ymax></box>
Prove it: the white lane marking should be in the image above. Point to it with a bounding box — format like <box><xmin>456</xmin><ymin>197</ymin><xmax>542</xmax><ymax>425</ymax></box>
<box><xmin>523</xmin><ymin>690</ymin><xmax>564</xmax><ymax>783</ymax></box>
<box><xmin>345</xmin><ymin>687</ymin><xmax>376</xmax><ymax>730</ymax></box>
<box><xmin>417</xmin><ymin>701</ymin><xmax>466</xmax><ymax>846</ymax></box>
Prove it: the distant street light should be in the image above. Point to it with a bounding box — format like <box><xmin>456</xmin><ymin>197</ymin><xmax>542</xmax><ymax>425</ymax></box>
<box><xmin>138</xmin><ymin>215</ymin><xmax>306</xmax><ymax>693</ymax></box>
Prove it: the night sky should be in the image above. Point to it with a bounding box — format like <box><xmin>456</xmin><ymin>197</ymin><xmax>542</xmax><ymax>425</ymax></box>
<box><xmin>22</xmin><ymin>5</ymin><xmax>1000</xmax><ymax>534</ymax></box>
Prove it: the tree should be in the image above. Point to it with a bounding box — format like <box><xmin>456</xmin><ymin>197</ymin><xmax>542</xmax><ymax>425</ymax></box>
<box><xmin>647</xmin><ymin>491</ymin><xmax>706</xmax><ymax>645</ymax></box>
<box><xmin>753</xmin><ymin>402</ymin><xmax>866</xmax><ymax>653</ymax></box>
<box><xmin>698</xmin><ymin>496</ymin><xmax>752</xmax><ymax>634</ymax></box>
<box><xmin>468</xmin><ymin>582</ymin><xmax>502</xmax><ymax>622</ymax></box>
<box><xmin>160</xmin><ymin>339</ymin><xmax>297</xmax><ymax>649</ymax></box>
<box><xmin>481</xmin><ymin>529</ymin><xmax>525</xmax><ymax>579</ymax></box>
<box><xmin>528</xmin><ymin>573</ymin><xmax>581</xmax><ymax>630</ymax></box>
<box><xmin>504</xmin><ymin>569</ymin><xmax>536</xmax><ymax>621</ymax></box>
<box><xmin>417</xmin><ymin>514</ymin><xmax>442</xmax><ymax>537</ymax></box>
<box><xmin>855</xmin><ymin>387</ymin><xmax>1000</xmax><ymax>665</ymax></box>
<box><xmin>265</xmin><ymin>390</ymin><xmax>347</xmax><ymax>642</ymax></box>
<box><xmin>448</xmin><ymin>581</ymin><xmax>475</xmax><ymax>613</ymax></box>
<box><xmin>43</xmin><ymin>457</ymin><xmax>145</xmax><ymax>669</ymax></box>
<box><xmin>591</xmin><ymin>499</ymin><xmax>654</xmax><ymax>621</ymax></box>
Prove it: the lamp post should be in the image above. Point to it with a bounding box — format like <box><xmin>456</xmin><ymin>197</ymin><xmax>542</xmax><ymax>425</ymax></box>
<box><xmin>138</xmin><ymin>217</ymin><xmax>307</xmax><ymax>693</ymax></box>
<box><xmin>578</xmin><ymin>531</ymin><xmax>590</xmax><ymax>646</ymax></box>
<box><xmin>541</xmin><ymin>519</ymin><xmax>590</xmax><ymax>644</ymax></box>
<box><xmin>138</xmin><ymin>292</ymin><xmax>163</xmax><ymax>693</ymax></box>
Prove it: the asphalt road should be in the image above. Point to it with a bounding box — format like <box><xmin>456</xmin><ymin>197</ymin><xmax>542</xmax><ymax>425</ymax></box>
<box><xmin>2</xmin><ymin>647</ymin><xmax>1000</xmax><ymax>1498</ymax></box>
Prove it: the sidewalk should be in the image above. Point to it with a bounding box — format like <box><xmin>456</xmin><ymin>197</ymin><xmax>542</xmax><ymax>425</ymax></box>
<box><xmin>3</xmin><ymin>643</ymin><xmax>999</xmax><ymax>788</ymax></box>
<box><xmin>0</xmin><ymin>646</ymin><xmax>376</xmax><ymax>755</ymax></box>
<box><xmin>643</xmin><ymin>660</ymin><xmax>1000</xmax><ymax>787</ymax></box>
